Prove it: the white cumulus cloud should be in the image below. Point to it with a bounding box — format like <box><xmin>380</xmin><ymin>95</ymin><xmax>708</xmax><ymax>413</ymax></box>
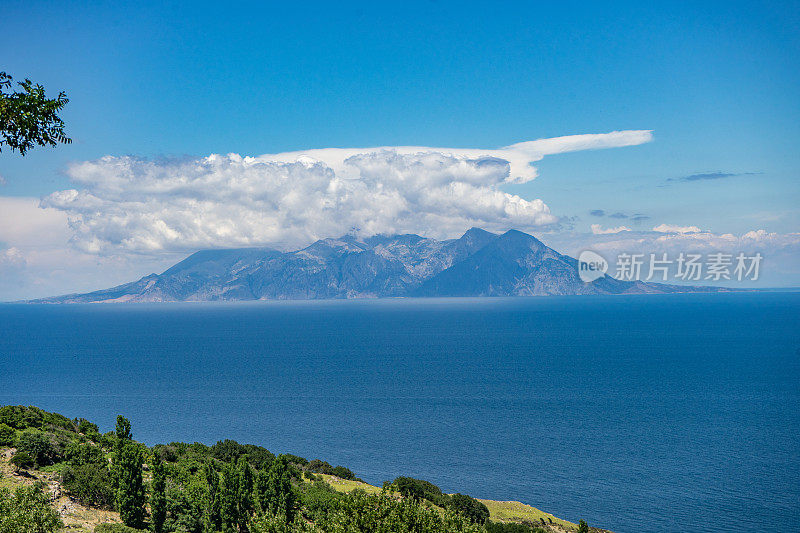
<box><xmin>591</xmin><ymin>224</ymin><xmax>631</xmax><ymax>234</ymax></box>
<box><xmin>41</xmin><ymin>131</ymin><xmax>652</xmax><ymax>254</ymax></box>
<box><xmin>652</xmin><ymin>223</ymin><xmax>703</xmax><ymax>233</ymax></box>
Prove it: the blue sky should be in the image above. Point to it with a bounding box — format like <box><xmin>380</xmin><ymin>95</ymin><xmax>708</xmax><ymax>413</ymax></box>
<box><xmin>1</xmin><ymin>0</ymin><xmax>799</xmax><ymax>298</ymax></box>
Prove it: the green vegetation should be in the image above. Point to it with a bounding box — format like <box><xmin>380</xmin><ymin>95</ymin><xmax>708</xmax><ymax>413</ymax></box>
<box><xmin>0</xmin><ymin>71</ymin><xmax>71</xmax><ymax>156</ymax></box>
<box><xmin>0</xmin><ymin>484</ymin><xmax>63</xmax><ymax>533</ymax></box>
<box><xmin>0</xmin><ymin>405</ymin><xmax>593</xmax><ymax>533</ymax></box>
<box><xmin>94</xmin><ymin>524</ymin><xmax>147</xmax><ymax>533</ymax></box>
<box><xmin>150</xmin><ymin>456</ymin><xmax>167</xmax><ymax>533</ymax></box>
<box><xmin>115</xmin><ymin>416</ymin><xmax>146</xmax><ymax>528</ymax></box>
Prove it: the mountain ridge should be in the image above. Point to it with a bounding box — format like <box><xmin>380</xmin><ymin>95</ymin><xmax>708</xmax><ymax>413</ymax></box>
<box><xmin>32</xmin><ymin>228</ymin><xmax>726</xmax><ymax>303</ymax></box>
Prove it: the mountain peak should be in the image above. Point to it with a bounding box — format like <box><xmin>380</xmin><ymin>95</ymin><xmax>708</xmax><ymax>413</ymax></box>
<box><xmin>462</xmin><ymin>227</ymin><xmax>494</xmax><ymax>238</ymax></box>
<box><xmin>498</xmin><ymin>229</ymin><xmax>547</xmax><ymax>249</ymax></box>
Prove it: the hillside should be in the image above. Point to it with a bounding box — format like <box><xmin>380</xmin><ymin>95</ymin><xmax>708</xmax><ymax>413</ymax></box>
<box><xmin>34</xmin><ymin>228</ymin><xmax>722</xmax><ymax>303</ymax></box>
<box><xmin>0</xmin><ymin>405</ymin><xmax>610</xmax><ymax>533</ymax></box>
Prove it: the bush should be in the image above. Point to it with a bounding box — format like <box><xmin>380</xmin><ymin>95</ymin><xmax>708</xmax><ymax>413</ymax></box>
<box><xmin>448</xmin><ymin>493</ymin><xmax>489</xmax><ymax>524</ymax></box>
<box><xmin>0</xmin><ymin>485</ymin><xmax>63</xmax><ymax>533</ymax></box>
<box><xmin>282</xmin><ymin>454</ymin><xmax>308</xmax><ymax>467</ymax></box>
<box><xmin>9</xmin><ymin>451</ymin><xmax>34</xmax><ymax>471</ymax></box>
<box><xmin>0</xmin><ymin>405</ymin><xmax>74</xmax><ymax>433</ymax></box>
<box><xmin>330</xmin><ymin>466</ymin><xmax>356</xmax><ymax>480</ymax></box>
<box><xmin>74</xmin><ymin>418</ymin><xmax>99</xmax><ymax>436</ymax></box>
<box><xmin>152</xmin><ymin>444</ymin><xmax>179</xmax><ymax>463</ymax></box>
<box><xmin>16</xmin><ymin>430</ymin><xmax>60</xmax><ymax>467</ymax></box>
<box><xmin>94</xmin><ymin>524</ymin><xmax>147</xmax><ymax>533</ymax></box>
<box><xmin>391</xmin><ymin>476</ymin><xmax>449</xmax><ymax>506</ymax></box>
<box><xmin>64</xmin><ymin>441</ymin><xmax>106</xmax><ymax>467</ymax></box>
<box><xmin>298</xmin><ymin>480</ymin><xmax>344</xmax><ymax>519</ymax></box>
<box><xmin>485</xmin><ymin>522</ymin><xmax>547</xmax><ymax>533</ymax></box>
<box><xmin>0</xmin><ymin>424</ymin><xmax>14</xmax><ymax>447</ymax></box>
<box><xmin>578</xmin><ymin>519</ymin><xmax>589</xmax><ymax>533</ymax></box>
<box><xmin>209</xmin><ymin>439</ymin><xmax>275</xmax><ymax>470</ymax></box>
<box><xmin>314</xmin><ymin>490</ymin><xmax>483</xmax><ymax>532</ymax></box>
<box><xmin>61</xmin><ymin>463</ymin><xmax>115</xmax><ymax>509</ymax></box>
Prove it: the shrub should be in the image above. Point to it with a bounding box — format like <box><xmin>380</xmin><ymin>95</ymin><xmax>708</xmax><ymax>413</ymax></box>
<box><xmin>9</xmin><ymin>451</ymin><xmax>34</xmax><ymax>471</ymax></box>
<box><xmin>485</xmin><ymin>522</ymin><xmax>547</xmax><ymax>533</ymax></box>
<box><xmin>578</xmin><ymin>519</ymin><xmax>589</xmax><ymax>533</ymax></box>
<box><xmin>74</xmin><ymin>418</ymin><xmax>99</xmax><ymax>436</ymax></box>
<box><xmin>305</xmin><ymin>460</ymin><xmax>358</xmax><ymax>480</ymax></box>
<box><xmin>0</xmin><ymin>485</ymin><xmax>63</xmax><ymax>533</ymax></box>
<box><xmin>391</xmin><ymin>476</ymin><xmax>449</xmax><ymax>506</ymax></box>
<box><xmin>0</xmin><ymin>424</ymin><xmax>14</xmax><ymax>447</ymax></box>
<box><xmin>314</xmin><ymin>490</ymin><xmax>483</xmax><ymax>532</ymax></box>
<box><xmin>64</xmin><ymin>441</ymin><xmax>106</xmax><ymax>467</ymax></box>
<box><xmin>16</xmin><ymin>429</ymin><xmax>60</xmax><ymax>467</ymax></box>
<box><xmin>94</xmin><ymin>524</ymin><xmax>147</xmax><ymax>533</ymax></box>
<box><xmin>448</xmin><ymin>493</ymin><xmax>489</xmax><ymax>524</ymax></box>
<box><xmin>209</xmin><ymin>439</ymin><xmax>275</xmax><ymax>470</ymax></box>
<box><xmin>0</xmin><ymin>405</ymin><xmax>74</xmax><ymax>433</ymax></box>
<box><xmin>153</xmin><ymin>444</ymin><xmax>179</xmax><ymax>463</ymax></box>
<box><xmin>330</xmin><ymin>466</ymin><xmax>355</xmax><ymax>479</ymax></box>
<box><xmin>298</xmin><ymin>480</ymin><xmax>344</xmax><ymax>519</ymax></box>
<box><xmin>61</xmin><ymin>463</ymin><xmax>115</xmax><ymax>509</ymax></box>
<box><xmin>282</xmin><ymin>454</ymin><xmax>308</xmax><ymax>467</ymax></box>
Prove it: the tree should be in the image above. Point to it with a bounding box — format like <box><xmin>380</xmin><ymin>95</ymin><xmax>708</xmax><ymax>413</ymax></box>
<box><xmin>0</xmin><ymin>423</ymin><xmax>14</xmax><ymax>446</ymax></box>
<box><xmin>254</xmin><ymin>456</ymin><xmax>297</xmax><ymax>524</ymax></box>
<box><xmin>114</xmin><ymin>416</ymin><xmax>146</xmax><ymax>529</ymax></box>
<box><xmin>236</xmin><ymin>456</ymin><xmax>254</xmax><ymax>531</ymax></box>
<box><xmin>151</xmin><ymin>455</ymin><xmax>167</xmax><ymax>533</ymax></box>
<box><xmin>0</xmin><ymin>485</ymin><xmax>63</xmax><ymax>533</ymax></box>
<box><xmin>9</xmin><ymin>451</ymin><xmax>33</xmax><ymax>472</ymax></box>
<box><xmin>0</xmin><ymin>72</ymin><xmax>70</xmax><ymax>155</ymax></box>
<box><xmin>448</xmin><ymin>493</ymin><xmax>489</xmax><ymax>525</ymax></box>
<box><xmin>220</xmin><ymin>461</ymin><xmax>240</xmax><ymax>532</ymax></box>
<box><xmin>61</xmin><ymin>463</ymin><xmax>115</xmax><ymax>509</ymax></box>
<box><xmin>116</xmin><ymin>415</ymin><xmax>132</xmax><ymax>442</ymax></box>
<box><xmin>15</xmin><ymin>430</ymin><xmax>59</xmax><ymax>467</ymax></box>
<box><xmin>202</xmin><ymin>461</ymin><xmax>222</xmax><ymax>532</ymax></box>
<box><xmin>578</xmin><ymin>519</ymin><xmax>589</xmax><ymax>533</ymax></box>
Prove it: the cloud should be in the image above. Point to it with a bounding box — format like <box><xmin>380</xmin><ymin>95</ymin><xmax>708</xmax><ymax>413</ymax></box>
<box><xmin>652</xmin><ymin>223</ymin><xmax>703</xmax><ymax>234</ymax></box>
<box><xmin>668</xmin><ymin>171</ymin><xmax>759</xmax><ymax>183</ymax></box>
<box><xmin>0</xmin><ymin>197</ymin><xmax>181</xmax><ymax>300</ymax></box>
<box><xmin>591</xmin><ymin>224</ymin><xmax>631</xmax><ymax>234</ymax></box>
<box><xmin>589</xmin><ymin>210</ymin><xmax>650</xmax><ymax>223</ymax></box>
<box><xmin>538</xmin><ymin>226</ymin><xmax>800</xmax><ymax>286</ymax></box>
<box><xmin>260</xmin><ymin>130</ymin><xmax>653</xmax><ymax>184</ymax></box>
<box><xmin>41</xmin><ymin>131</ymin><xmax>652</xmax><ymax>254</ymax></box>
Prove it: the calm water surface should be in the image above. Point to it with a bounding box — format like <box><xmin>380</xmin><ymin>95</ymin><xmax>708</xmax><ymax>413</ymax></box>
<box><xmin>1</xmin><ymin>293</ymin><xmax>798</xmax><ymax>533</ymax></box>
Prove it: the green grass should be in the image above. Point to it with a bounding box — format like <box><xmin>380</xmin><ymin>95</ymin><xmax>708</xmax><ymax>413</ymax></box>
<box><xmin>478</xmin><ymin>499</ymin><xmax>576</xmax><ymax>530</ymax></box>
<box><xmin>316</xmin><ymin>473</ymin><xmax>577</xmax><ymax>530</ymax></box>
<box><xmin>318</xmin><ymin>473</ymin><xmax>383</xmax><ymax>494</ymax></box>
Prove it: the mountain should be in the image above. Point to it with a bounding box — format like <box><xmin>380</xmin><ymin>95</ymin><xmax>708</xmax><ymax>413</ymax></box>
<box><xmin>34</xmin><ymin>228</ymin><xmax>723</xmax><ymax>302</ymax></box>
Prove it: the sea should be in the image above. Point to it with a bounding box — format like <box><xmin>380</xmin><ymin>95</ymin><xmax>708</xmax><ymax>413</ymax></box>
<box><xmin>1</xmin><ymin>292</ymin><xmax>798</xmax><ymax>533</ymax></box>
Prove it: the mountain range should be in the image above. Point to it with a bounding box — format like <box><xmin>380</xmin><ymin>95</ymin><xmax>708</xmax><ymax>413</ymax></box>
<box><xmin>34</xmin><ymin>228</ymin><xmax>723</xmax><ymax>302</ymax></box>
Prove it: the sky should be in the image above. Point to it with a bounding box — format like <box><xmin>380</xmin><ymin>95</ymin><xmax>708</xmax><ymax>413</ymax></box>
<box><xmin>1</xmin><ymin>0</ymin><xmax>799</xmax><ymax>299</ymax></box>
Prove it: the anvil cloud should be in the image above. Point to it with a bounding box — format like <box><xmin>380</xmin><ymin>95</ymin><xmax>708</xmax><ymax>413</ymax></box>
<box><xmin>41</xmin><ymin>130</ymin><xmax>653</xmax><ymax>253</ymax></box>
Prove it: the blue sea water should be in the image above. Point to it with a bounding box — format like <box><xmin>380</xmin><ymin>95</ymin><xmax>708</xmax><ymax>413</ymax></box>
<box><xmin>1</xmin><ymin>293</ymin><xmax>798</xmax><ymax>533</ymax></box>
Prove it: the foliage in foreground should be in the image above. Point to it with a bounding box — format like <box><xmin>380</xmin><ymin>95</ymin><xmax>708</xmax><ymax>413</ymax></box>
<box><xmin>0</xmin><ymin>485</ymin><xmax>63</xmax><ymax>533</ymax></box>
<box><xmin>0</xmin><ymin>405</ymin><xmax>583</xmax><ymax>533</ymax></box>
<box><xmin>0</xmin><ymin>72</ymin><xmax>71</xmax><ymax>156</ymax></box>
